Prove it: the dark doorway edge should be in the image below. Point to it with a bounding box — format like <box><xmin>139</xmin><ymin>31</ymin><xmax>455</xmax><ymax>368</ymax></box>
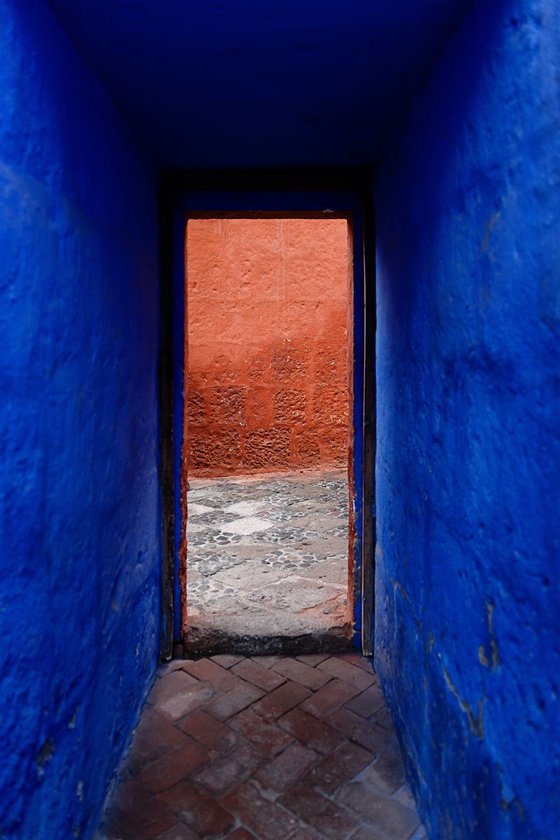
<box><xmin>158</xmin><ymin>169</ymin><xmax>377</xmax><ymax>661</ymax></box>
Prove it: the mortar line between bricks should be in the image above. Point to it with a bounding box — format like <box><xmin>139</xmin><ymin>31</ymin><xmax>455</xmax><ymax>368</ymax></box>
<box><xmin>100</xmin><ymin>654</ymin><xmax>424</xmax><ymax>840</ymax></box>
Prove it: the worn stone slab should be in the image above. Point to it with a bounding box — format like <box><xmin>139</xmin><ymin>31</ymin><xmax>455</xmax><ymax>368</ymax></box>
<box><xmin>213</xmin><ymin>516</ymin><xmax>275</xmax><ymax>535</ymax></box>
<box><xmin>185</xmin><ymin>472</ymin><xmax>351</xmax><ymax>653</ymax></box>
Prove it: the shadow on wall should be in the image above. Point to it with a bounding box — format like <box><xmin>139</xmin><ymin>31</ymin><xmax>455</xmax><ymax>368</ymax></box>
<box><xmin>185</xmin><ymin>217</ymin><xmax>350</xmax><ymax>477</ymax></box>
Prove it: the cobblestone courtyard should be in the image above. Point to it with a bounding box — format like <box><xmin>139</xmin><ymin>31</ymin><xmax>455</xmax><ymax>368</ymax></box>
<box><xmin>99</xmin><ymin>653</ymin><xmax>425</xmax><ymax>840</ymax></box>
<box><xmin>186</xmin><ymin>471</ymin><xmax>351</xmax><ymax>651</ymax></box>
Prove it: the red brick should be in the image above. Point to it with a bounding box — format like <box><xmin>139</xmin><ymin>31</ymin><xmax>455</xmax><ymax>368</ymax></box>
<box><xmin>254</xmin><ymin>743</ymin><xmax>318</xmax><ymax>794</ymax></box>
<box><xmin>336</xmin><ymin>782</ymin><xmax>420</xmax><ymax>837</ymax></box>
<box><xmin>277</xmin><ymin>708</ymin><xmax>344</xmax><ymax>755</ymax></box>
<box><xmin>274</xmin><ymin>389</ymin><xmax>307</xmax><ymax>424</ymax></box>
<box><xmin>232</xmin><ymin>658</ymin><xmax>287</xmax><ymax>691</ymax></box>
<box><xmin>223</xmin><ymin>783</ymin><xmax>301</xmax><ymax>840</ymax></box>
<box><xmin>250</xmin><ymin>655</ymin><xmax>282</xmax><ymax>669</ymax></box>
<box><xmin>393</xmin><ymin>783</ymin><xmax>417</xmax><ymax>810</ymax></box>
<box><xmin>107</xmin><ymin>778</ymin><xmax>176</xmax><ymax>839</ymax></box>
<box><xmin>317</xmin><ymin>657</ymin><xmax>376</xmax><ymax>691</ymax></box>
<box><xmin>154</xmin><ymin>824</ymin><xmax>199</xmax><ymax>840</ymax></box>
<box><xmin>229</xmin><ymin>736</ymin><xmax>267</xmax><ymax>773</ymax></box>
<box><xmin>363</xmin><ymin>747</ymin><xmax>406</xmax><ymax>794</ymax></box>
<box><xmin>161</xmin><ymin>659</ymin><xmax>196</xmax><ymax>674</ymax></box>
<box><xmin>140</xmin><ymin>738</ymin><xmax>210</xmax><ymax>793</ymax></box>
<box><xmin>299</xmin><ymin>679</ymin><xmax>360</xmax><ymax>719</ymax></box>
<box><xmin>149</xmin><ymin>671</ymin><xmax>209</xmax><ymax>721</ymax></box>
<box><xmin>337</xmin><ymin>652</ymin><xmax>376</xmax><ymax>672</ymax></box>
<box><xmin>193</xmin><ymin>755</ymin><xmax>252</xmax><ymax>796</ymax></box>
<box><xmin>344</xmin><ymin>683</ymin><xmax>386</xmax><ymax>718</ymax></box>
<box><xmin>224</xmin><ymin>829</ymin><xmax>256</xmax><ymax>840</ymax></box>
<box><xmin>252</xmin><ymin>680</ymin><xmax>311</xmax><ymax>720</ymax></box>
<box><xmin>210</xmin><ymin>654</ymin><xmax>244</xmax><ymax>669</ymax></box>
<box><xmin>295</xmin><ymin>654</ymin><xmax>330</xmax><ymax>666</ymax></box>
<box><xmin>327</xmin><ymin>707</ymin><xmax>388</xmax><ymax>755</ymax></box>
<box><xmin>243</xmin><ymin>428</ymin><xmax>291</xmax><ymax>469</ymax></box>
<box><xmin>186</xmin><ymin>389</ymin><xmax>205</xmax><ymax>425</ymax></box>
<box><xmin>208</xmin><ymin>386</ymin><xmax>246</xmax><ymax>424</ymax></box>
<box><xmin>347</xmin><ymin>829</ymin><xmax>389</xmax><ymax>840</ymax></box>
<box><xmin>176</xmin><ymin>709</ymin><xmax>237</xmax><ymax>756</ymax></box>
<box><xmin>203</xmin><ymin>681</ymin><xmax>264</xmax><ymax>720</ymax></box>
<box><xmin>374</xmin><ymin>706</ymin><xmax>394</xmax><ymax>730</ymax></box>
<box><xmin>158</xmin><ymin>782</ymin><xmax>235</xmax><ymax>837</ymax></box>
<box><xmin>229</xmin><ymin>708</ymin><xmax>294</xmax><ymax>755</ymax></box>
<box><xmin>180</xmin><ymin>658</ymin><xmax>240</xmax><ymax>691</ymax></box>
<box><xmin>306</xmin><ymin>742</ymin><xmax>372</xmax><ymax>794</ymax></box>
<box><xmin>271</xmin><ymin>658</ymin><xmax>332</xmax><ymax>690</ymax></box>
<box><xmin>287</xmin><ymin>828</ymin><xmax>324</xmax><ymax>840</ymax></box>
<box><xmin>190</xmin><ymin>428</ymin><xmax>242</xmax><ymax>471</ymax></box>
<box><xmin>279</xmin><ymin>783</ymin><xmax>360</xmax><ymax>839</ymax></box>
<box><xmin>126</xmin><ymin>708</ymin><xmax>193</xmax><ymax>775</ymax></box>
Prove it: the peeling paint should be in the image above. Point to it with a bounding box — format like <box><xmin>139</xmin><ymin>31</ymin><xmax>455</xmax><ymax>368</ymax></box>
<box><xmin>479</xmin><ymin>601</ymin><xmax>500</xmax><ymax>670</ymax></box>
<box><xmin>443</xmin><ymin>667</ymin><xmax>485</xmax><ymax>739</ymax></box>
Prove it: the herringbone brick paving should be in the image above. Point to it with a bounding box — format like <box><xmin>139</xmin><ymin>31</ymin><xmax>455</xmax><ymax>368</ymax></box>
<box><xmin>98</xmin><ymin>654</ymin><xmax>426</xmax><ymax>840</ymax></box>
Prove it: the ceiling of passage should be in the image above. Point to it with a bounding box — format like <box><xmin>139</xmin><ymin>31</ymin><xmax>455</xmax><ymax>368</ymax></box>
<box><xmin>47</xmin><ymin>0</ymin><xmax>471</xmax><ymax>170</ymax></box>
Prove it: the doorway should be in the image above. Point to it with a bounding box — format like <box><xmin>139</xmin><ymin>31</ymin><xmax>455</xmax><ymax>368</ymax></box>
<box><xmin>184</xmin><ymin>216</ymin><xmax>352</xmax><ymax>653</ymax></box>
<box><xmin>162</xmin><ymin>188</ymin><xmax>372</xmax><ymax>659</ymax></box>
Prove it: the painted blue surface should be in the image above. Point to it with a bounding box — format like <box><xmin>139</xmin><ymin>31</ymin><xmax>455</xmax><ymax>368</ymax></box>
<box><xmin>0</xmin><ymin>2</ymin><xmax>160</xmax><ymax>837</ymax></box>
<box><xmin>2</xmin><ymin>0</ymin><xmax>559</xmax><ymax>836</ymax></box>
<box><xmin>172</xmin><ymin>192</ymin><xmax>366</xmax><ymax>645</ymax></box>
<box><xmin>45</xmin><ymin>0</ymin><xmax>470</xmax><ymax>169</ymax></box>
<box><xmin>375</xmin><ymin>0</ymin><xmax>560</xmax><ymax>837</ymax></box>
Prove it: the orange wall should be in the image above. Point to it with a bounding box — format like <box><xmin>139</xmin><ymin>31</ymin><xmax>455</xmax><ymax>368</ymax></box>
<box><xmin>185</xmin><ymin>217</ymin><xmax>349</xmax><ymax>477</ymax></box>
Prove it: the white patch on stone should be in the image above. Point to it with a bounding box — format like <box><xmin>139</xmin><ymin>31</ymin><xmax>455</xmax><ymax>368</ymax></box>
<box><xmin>186</xmin><ymin>522</ymin><xmax>210</xmax><ymax>533</ymax></box>
<box><xmin>222</xmin><ymin>500</ymin><xmax>269</xmax><ymax>516</ymax></box>
<box><xmin>215</xmin><ymin>516</ymin><xmax>274</xmax><ymax>535</ymax></box>
<box><xmin>188</xmin><ymin>502</ymin><xmax>216</xmax><ymax>516</ymax></box>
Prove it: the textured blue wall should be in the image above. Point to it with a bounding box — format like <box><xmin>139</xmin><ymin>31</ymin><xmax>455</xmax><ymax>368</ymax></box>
<box><xmin>375</xmin><ymin>0</ymin><xmax>560</xmax><ymax>837</ymax></box>
<box><xmin>0</xmin><ymin>2</ymin><xmax>160</xmax><ymax>838</ymax></box>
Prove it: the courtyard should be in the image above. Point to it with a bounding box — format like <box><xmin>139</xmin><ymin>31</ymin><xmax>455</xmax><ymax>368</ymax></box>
<box><xmin>186</xmin><ymin>471</ymin><xmax>351</xmax><ymax>653</ymax></box>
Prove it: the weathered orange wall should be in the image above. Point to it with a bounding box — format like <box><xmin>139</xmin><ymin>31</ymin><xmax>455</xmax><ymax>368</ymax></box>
<box><xmin>185</xmin><ymin>217</ymin><xmax>349</xmax><ymax>477</ymax></box>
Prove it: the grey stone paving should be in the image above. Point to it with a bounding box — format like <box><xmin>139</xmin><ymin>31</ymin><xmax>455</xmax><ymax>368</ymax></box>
<box><xmin>186</xmin><ymin>471</ymin><xmax>351</xmax><ymax>652</ymax></box>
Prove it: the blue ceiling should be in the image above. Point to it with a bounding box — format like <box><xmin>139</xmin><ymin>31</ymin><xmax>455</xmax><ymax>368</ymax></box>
<box><xmin>47</xmin><ymin>0</ymin><xmax>471</xmax><ymax>170</ymax></box>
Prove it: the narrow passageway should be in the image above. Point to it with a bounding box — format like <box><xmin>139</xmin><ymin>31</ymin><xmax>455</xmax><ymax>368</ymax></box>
<box><xmin>186</xmin><ymin>470</ymin><xmax>350</xmax><ymax>652</ymax></box>
<box><xmin>98</xmin><ymin>653</ymin><xmax>425</xmax><ymax>840</ymax></box>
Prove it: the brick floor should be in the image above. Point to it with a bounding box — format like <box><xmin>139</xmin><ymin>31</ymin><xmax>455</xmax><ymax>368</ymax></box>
<box><xmin>97</xmin><ymin>654</ymin><xmax>425</xmax><ymax>840</ymax></box>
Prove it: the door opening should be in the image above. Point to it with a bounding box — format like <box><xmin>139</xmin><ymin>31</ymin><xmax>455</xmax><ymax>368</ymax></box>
<box><xmin>161</xmin><ymin>186</ymin><xmax>372</xmax><ymax>660</ymax></box>
<box><xmin>184</xmin><ymin>215</ymin><xmax>353</xmax><ymax>653</ymax></box>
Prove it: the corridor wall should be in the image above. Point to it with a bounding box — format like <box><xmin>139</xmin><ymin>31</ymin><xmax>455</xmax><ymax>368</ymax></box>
<box><xmin>374</xmin><ymin>0</ymin><xmax>560</xmax><ymax>837</ymax></box>
<box><xmin>0</xmin><ymin>1</ymin><xmax>160</xmax><ymax>837</ymax></box>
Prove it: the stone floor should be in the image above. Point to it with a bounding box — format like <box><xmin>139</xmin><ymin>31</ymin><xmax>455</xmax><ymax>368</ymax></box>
<box><xmin>98</xmin><ymin>653</ymin><xmax>426</xmax><ymax>840</ymax></box>
<box><xmin>186</xmin><ymin>471</ymin><xmax>350</xmax><ymax>653</ymax></box>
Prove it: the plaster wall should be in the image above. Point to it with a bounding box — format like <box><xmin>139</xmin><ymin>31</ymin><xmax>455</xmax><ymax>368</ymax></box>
<box><xmin>186</xmin><ymin>218</ymin><xmax>349</xmax><ymax>476</ymax></box>
<box><xmin>0</xmin><ymin>2</ymin><xmax>160</xmax><ymax>838</ymax></box>
<box><xmin>374</xmin><ymin>1</ymin><xmax>560</xmax><ymax>837</ymax></box>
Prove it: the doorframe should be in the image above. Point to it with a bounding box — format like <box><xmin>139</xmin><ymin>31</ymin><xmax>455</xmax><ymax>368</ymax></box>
<box><xmin>159</xmin><ymin>173</ymin><xmax>376</xmax><ymax>659</ymax></box>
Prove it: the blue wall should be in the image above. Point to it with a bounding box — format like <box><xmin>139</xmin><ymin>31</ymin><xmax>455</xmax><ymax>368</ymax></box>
<box><xmin>0</xmin><ymin>2</ymin><xmax>160</xmax><ymax>837</ymax></box>
<box><xmin>374</xmin><ymin>0</ymin><xmax>560</xmax><ymax>837</ymax></box>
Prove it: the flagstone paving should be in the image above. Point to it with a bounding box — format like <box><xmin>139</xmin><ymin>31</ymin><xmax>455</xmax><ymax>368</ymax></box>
<box><xmin>97</xmin><ymin>653</ymin><xmax>426</xmax><ymax>840</ymax></box>
<box><xmin>185</xmin><ymin>471</ymin><xmax>351</xmax><ymax>653</ymax></box>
